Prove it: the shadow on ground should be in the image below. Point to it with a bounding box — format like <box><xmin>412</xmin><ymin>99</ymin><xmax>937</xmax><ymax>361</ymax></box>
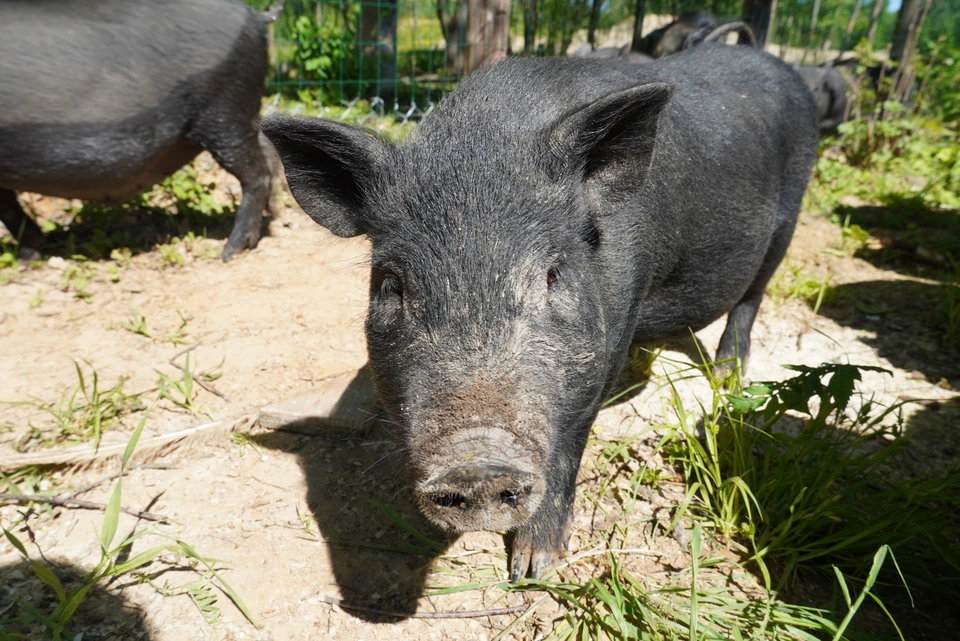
<box><xmin>260</xmin><ymin>371</ymin><xmax>456</xmax><ymax>622</ymax></box>
<box><xmin>796</xmin><ymin>269</ymin><xmax>960</xmax><ymax>638</ymax></box>
<box><xmin>817</xmin><ymin>278</ymin><xmax>960</xmax><ymax>382</ymax></box>
<box><xmin>838</xmin><ymin>199</ymin><xmax>959</xmax><ymax>279</ymax></box>
<box><xmin>0</xmin><ymin>558</ymin><xmax>154</xmax><ymax>639</ymax></box>
<box><xmin>37</xmin><ymin>203</ymin><xmax>267</xmax><ymax>262</ymax></box>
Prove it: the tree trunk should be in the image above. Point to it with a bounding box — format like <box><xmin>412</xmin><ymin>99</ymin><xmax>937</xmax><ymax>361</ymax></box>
<box><xmin>438</xmin><ymin>0</ymin><xmax>468</xmax><ymax>75</ymax></box>
<box><xmin>464</xmin><ymin>0</ymin><xmax>511</xmax><ymax>75</ymax></box>
<box><xmin>361</xmin><ymin>0</ymin><xmax>398</xmax><ymax>102</ymax></box>
<box><xmin>631</xmin><ymin>0</ymin><xmax>647</xmax><ymax>52</ymax></box>
<box><xmin>766</xmin><ymin>0</ymin><xmax>779</xmax><ymax>47</ymax></box>
<box><xmin>588</xmin><ymin>0</ymin><xmax>603</xmax><ymax>49</ymax></box>
<box><xmin>522</xmin><ymin>0</ymin><xmax>538</xmax><ymax>54</ymax></box>
<box><xmin>866</xmin><ymin>0</ymin><xmax>886</xmax><ymax>47</ymax></box>
<box><xmin>890</xmin><ymin>0</ymin><xmax>933</xmax><ymax>104</ymax></box>
<box><xmin>807</xmin><ymin>0</ymin><xmax>822</xmax><ymax>46</ymax></box>
<box><xmin>890</xmin><ymin>0</ymin><xmax>924</xmax><ymax>62</ymax></box>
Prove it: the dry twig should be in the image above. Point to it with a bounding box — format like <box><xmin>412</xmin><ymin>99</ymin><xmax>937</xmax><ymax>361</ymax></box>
<box><xmin>59</xmin><ymin>462</ymin><xmax>178</xmax><ymax>501</ymax></box>
<box><xmin>0</xmin><ymin>492</ymin><xmax>167</xmax><ymax>522</ymax></box>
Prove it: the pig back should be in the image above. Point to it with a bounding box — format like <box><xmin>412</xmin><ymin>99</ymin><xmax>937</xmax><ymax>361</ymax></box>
<box><xmin>0</xmin><ymin>0</ymin><xmax>262</xmax><ymax>127</ymax></box>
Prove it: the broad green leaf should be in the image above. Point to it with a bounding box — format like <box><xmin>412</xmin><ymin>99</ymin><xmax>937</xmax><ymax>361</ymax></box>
<box><xmin>56</xmin><ymin>582</ymin><xmax>94</xmax><ymax>627</ymax></box>
<box><xmin>121</xmin><ymin>410</ymin><xmax>150</xmax><ymax>470</ymax></box>
<box><xmin>111</xmin><ymin>545</ymin><xmax>169</xmax><ymax>575</ymax></box>
<box><xmin>100</xmin><ymin>478</ymin><xmax>123</xmax><ymax>551</ymax></box>
<box><xmin>3</xmin><ymin>527</ymin><xmax>29</xmax><ymax>557</ymax></box>
<box><xmin>30</xmin><ymin>560</ymin><xmax>67</xmax><ymax>605</ymax></box>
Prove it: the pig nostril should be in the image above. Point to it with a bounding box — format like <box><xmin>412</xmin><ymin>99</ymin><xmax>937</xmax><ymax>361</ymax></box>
<box><xmin>431</xmin><ymin>493</ymin><xmax>465</xmax><ymax>509</ymax></box>
<box><xmin>500</xmin><ymin>489</ymin><xmax>521</xmax><ymax>509</ymax></box>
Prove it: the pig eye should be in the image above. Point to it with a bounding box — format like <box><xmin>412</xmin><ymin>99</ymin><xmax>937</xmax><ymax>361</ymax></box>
<box><xmin>380</xmin><ymin>272</ymin><xmax>403</xmax><ymax>299</ymax></box>
<box><xmin>547</xmin><ymin>267</ymin><xmax>561</xmax><ymax>287</ymax></box>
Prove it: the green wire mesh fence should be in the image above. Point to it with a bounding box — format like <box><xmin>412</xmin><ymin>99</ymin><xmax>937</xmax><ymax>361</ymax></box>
<box><xmin>245</xmin><ymin>0</ymin><xmax>929</xmax><ymax>119</ymax></box>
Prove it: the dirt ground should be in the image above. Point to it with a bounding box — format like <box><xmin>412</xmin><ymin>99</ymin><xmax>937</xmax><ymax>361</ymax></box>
<box><xmin>1</xmin><ymin>169</ymin><xmax>958</xmax><ymax>639</ymax></box>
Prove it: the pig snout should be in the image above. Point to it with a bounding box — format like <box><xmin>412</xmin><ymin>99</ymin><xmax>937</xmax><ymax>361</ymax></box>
<box><xmin>412</xmin><ymin>428</ymin><xmax>547</xmax><ymax>533</ymax></box>
<box><xmin>417</xmin><ymin>461</ymin><xmax>544</xmax><ymax>532</ymax></box>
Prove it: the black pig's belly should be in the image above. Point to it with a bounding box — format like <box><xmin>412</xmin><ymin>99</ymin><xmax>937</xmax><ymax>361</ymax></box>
<box><xmin>630</xmin><ymin>263</ymin><xmax>762</xmax><ymax>342</ymax></box>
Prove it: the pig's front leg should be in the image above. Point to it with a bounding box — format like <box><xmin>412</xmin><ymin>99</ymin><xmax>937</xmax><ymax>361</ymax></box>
<box><xmin>508</xmin><ymin>436</ymin><xmax>584</xmax><ymax>581</ymax></box>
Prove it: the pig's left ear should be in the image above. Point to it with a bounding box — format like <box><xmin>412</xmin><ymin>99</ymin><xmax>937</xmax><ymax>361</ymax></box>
<box><xmin>546</xmin><ymin>82</ymin><xmax>671</xmax><ymax>188</ymax></box>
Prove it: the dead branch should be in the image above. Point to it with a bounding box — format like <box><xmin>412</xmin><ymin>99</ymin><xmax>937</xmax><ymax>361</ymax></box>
<box><xmin>0</xmin><ymin>492</ymin><xmax>168</xmax><ymax>522</ymax></box>
<box><xmin>59</xmin><ymin>463</ymin><xmax>178</xmax><ymax>501</ymax></box>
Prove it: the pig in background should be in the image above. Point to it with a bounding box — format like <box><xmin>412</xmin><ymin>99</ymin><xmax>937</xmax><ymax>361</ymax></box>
<box><xmin>572</xmin><ymin>43</ymin><xmax>654</xmax><ymax>65</ymax></box>
<box><xmin>263</xmin><ymin>43</ymin><xmax>818</xmax><ymax>580</ymax></box>
<box><xmin>0</xmin><ymin>0</ymin><xmax>282</xmax><ymax>261</ymax></box>
<box><xmin>638</xmin><ymin>12</ymin><xmax>717</xmax><ymax>57</ymax></box>
<box><xmin>796</xmin><ymin>65</ymin><xmax>850</xmax><ymax>134</ymax></box>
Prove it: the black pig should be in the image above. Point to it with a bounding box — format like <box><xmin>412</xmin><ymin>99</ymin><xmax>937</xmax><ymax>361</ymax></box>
<box><xmin>796</xmin><ymin>66</ymin><xmax>850</xmax><ymax>134</ymax></box>
<box><xmin>262</xmin><ymin>43</ymin><xmax>818</xmax><ymax>580</ymax></box>
<box><xmin>640</xmin><ymin>12</ymin><xmax>716</xmax><ymax>57</ymax></box>
<box><xmin>0</xmin><ymin>0</ymin><xmax>281</xmax><ymax>260</ymax></box>
<box><xmin>573</xmin><ymin>44</ymin><xmax>654</xmax><ymax>65</ymax></box>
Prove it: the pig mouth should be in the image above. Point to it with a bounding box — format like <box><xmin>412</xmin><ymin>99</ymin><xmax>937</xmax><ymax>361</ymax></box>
<box><xmin>414</xmin><ymin>459</ymin><xmax>546</xmax><ymax>533</ymax></box>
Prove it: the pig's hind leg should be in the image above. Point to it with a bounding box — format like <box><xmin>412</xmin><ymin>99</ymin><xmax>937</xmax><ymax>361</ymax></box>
<box><xmin>0</xmin><ymin>189</ymin><xmax>44</xmax><ymax>260</ymax></box>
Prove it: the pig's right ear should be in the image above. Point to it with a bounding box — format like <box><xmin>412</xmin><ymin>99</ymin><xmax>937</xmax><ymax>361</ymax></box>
<box><xmin>546</xmin><ymin>82</ymin><xmax>671</xmax><ymax>189</ymax></box>
<box><xmin>260</xmin><ymin>115</ymin><xmax>391</xmax><ymax>238</ymax></box>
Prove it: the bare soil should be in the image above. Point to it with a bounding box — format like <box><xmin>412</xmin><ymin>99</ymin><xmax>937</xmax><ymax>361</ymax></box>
<box><xmin>1</xmin><ymin>168</ymin><xmax>958</xmax><ymax>640</ymax></box>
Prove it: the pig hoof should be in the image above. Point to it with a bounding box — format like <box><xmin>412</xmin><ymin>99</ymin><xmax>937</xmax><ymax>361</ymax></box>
<box><xmin>17</xmin><ymin>246</ymin><xmax>43</xmax><ymax>263</ymax></box>
<box><xmin>508</xmin><ymin>531</ymin><xmax>562</xmax><ymax>581</ymax></box>
<box><xmin>221</xmin><ymin>231</ymin><xmax>261</xmax><ymax>262</ymax></box>
<box><xmin>710</xmin><ymin>358</ymin><xmax>741</xmax><ymax>386</ymax></box>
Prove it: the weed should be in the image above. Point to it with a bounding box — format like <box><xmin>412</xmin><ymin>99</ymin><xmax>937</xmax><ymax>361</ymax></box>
<box><xmin>109</xmin><ymin>247</ymin><xmax>132</xmax><ymax>266</ymax></box>
<box><xmin>164</xmin><ymin>310</ymin><xmax>191</xmax><ymax>345</ymax></box>
<box><xmin>156</xmin><ymin>238</ymin><xmax>186</xmax><ymax>267</ymax></box>
<box><xmin>664</xmin><ymin>361</ymin><xmax>959</xmax><ymax>604</ymax></box>
<box><xmin>155</xmin><ymin>165</ymin><xmax>224</xmax><ymax>218</ymax></box>
<box><xmin>0</xmin><ymin>467</ymin><xmax>62</xmax><ymax>497</ymax></box>
<box><xmin>178</xmin><ymin>231</ymin><xmax>222</xmax><ymax>261</ymax></box>
<box><xmin>766</xmin><ymin>262</ymin><xmax>832</xmax><ymax>312</ymax></box>
<box><xmin>61</xmin><ymin>260</ymin><xmax>95</xmax><ymax>301</ymax></box>
<box><xmin>121</xmin><ymin>309</ymin><xmax>152</xmax><ymax>339</ymax></box>
<box><xmin>4</xmin><ymin>361</ymin><xmax>145</xmax><ymax>449</ymax></box>
<box><xmin>1</xmin><ymin>414</ymin><xmax>257</xmax><ymax>638</ymax></box>
<box><xmin>27</xmin><ymin>289</ymin><xmax>43</xmax><ymax>309</ymax></box>
<box><xmin>230</xmin><ymin>432</ymin><xmax>265</xmax><ymax>456</ymax></box>
<box><xmin>155</xmin><ymin>354</ymin><xmax>218</xmax><ymax>415</ymax></box>
<box><xmin>823</xmin><ymin>212</ymin><xmax>870</xmax><ymax>257</ymax></box>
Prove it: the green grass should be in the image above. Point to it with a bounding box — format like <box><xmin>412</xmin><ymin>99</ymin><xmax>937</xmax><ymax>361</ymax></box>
<box><xmin>664</xmin><ymin>360</ymin><xmax>959</xmax><ymax>617</ymax></box>
<box><xmin>3</xmin><ymin>361</ymin><xmax>146</xmax><ymax>450</ymax></box>
<box><xmin>1</xmin><ymin>413</ymin><xmax>257</xmax><ymax>639</ymax></box>
<box><xmin>766</xmin><ymin>262</ymin><xmax>832</xmax><ymax>312</ymax></box>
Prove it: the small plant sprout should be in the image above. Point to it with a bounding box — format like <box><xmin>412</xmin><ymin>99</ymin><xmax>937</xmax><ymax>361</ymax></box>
<box><xmin>164</xmin><ymin>310</ymin><xmax>191</xmax><ymax>345</ymax></box>
<box><xmin>3</xmin><ymin>360</ymin><xmax>145</xmax><ymax>448</ymax></box>
<box><xmin>27</xmin><ymin>288</ymin><xmax>43</xmax><ymax>308</ymax></box>
<box><xmin>2</xmin><ymin>411</ymin><xmax>257</xmax><ymax>636</ymax></box>
<box><xmin>122</xmin><ymin>308</ymin><xmax>153</xmax><ymax>338</ymax></box>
